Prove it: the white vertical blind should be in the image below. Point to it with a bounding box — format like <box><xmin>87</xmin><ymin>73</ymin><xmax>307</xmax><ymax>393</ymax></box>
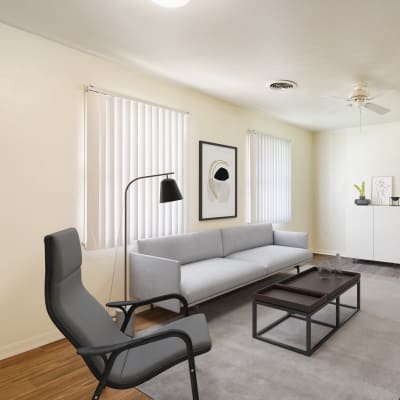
<box><xmin>248</xmin><ymin>131</ymin><xmax>291</xmax><ymax>224</ymax></box>
<box><xmin>85</xmin><ymin>89</ymin><xmax>188</xmax><ymax>249</ymax></box>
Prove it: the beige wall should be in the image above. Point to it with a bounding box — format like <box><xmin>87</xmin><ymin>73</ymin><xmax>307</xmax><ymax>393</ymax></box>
<box><xmin>313</xmin><ymin>121</ymin><xmax>400</xmax><ymax>254</ymax></box>
<box><xmin>0</xmin><ymin>23</ymin><xmax>313</xmax><ymax>359</ymax></box>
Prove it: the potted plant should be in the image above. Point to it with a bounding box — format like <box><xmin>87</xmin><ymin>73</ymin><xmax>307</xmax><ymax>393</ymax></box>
<box><xmin>354</xmin><ymin>181</ymin><xmax>370</xmax><ymax>205</ymax></box>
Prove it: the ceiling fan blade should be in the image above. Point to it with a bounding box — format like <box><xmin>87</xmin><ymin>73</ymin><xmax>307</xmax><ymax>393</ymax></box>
<box><xmin>325</xmin><ymin>95</ymin><xmax>351</xmax><ymax>101</ymax></box>
<box><xmin>364</xmin><ymin>102</ymin><xmax>390</xmax><ymax>115</ymax></box>
<box><xmin>367</xmin><ymin>88</ymin><xmax>396</xmax><ymax>101</ymax></box>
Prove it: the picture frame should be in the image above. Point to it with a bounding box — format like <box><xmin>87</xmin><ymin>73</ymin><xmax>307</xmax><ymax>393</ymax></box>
<box><xmin>199</xmin><ymin>141</ymin><xmax>237</xmax><ymax>220</ymax></box>
<box><xmin>371</xmin><ymin>176</ymin><xmax>393</xmax><ymax>206</ymax></box>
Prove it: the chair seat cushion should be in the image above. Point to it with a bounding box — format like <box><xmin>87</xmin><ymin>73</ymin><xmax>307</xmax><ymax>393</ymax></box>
<box><xmin>108</xmin><ymin>314</ymin><xmax>211</xmax><ymax>386</ymax></box>
<box><xmin>227</xmin><ymin>245</ymin><xmax>312</xmax><ymax>274</ymax></box>
<box><xmin>180</xmin><ymin>258</ymin><xmax>265</xmax><ymax>305</ymax></box>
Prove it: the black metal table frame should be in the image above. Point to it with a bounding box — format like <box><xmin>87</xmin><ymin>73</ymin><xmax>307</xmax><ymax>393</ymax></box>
<box><xmin>252</xmin><ymin>280</ymin><xmax>360</xmax><ymax>356</ymax></box>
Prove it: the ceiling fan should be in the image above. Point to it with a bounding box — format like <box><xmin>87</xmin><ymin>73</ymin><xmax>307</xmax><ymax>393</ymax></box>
<box><xmin>334</xmin><ymin>82</ymin><xmax>391</xmax><ymax>115</ymax></box>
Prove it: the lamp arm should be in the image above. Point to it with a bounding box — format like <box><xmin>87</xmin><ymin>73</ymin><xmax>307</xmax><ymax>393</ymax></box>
<box><xmin>123</xmin><ymin>172</ymin><xmax>175</xmax><ymax>301</ymax></box>
<box><xmin>124</xmin><ymin>172</ymin><xmax>175</xmax><ymax>199</ymax></box>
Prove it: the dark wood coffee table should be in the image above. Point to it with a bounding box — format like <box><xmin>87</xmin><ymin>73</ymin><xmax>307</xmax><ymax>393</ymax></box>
<box><xmin>252</xmin><ymin>267</ymin><xmax>360</xmax><ymax>356</ymax></box>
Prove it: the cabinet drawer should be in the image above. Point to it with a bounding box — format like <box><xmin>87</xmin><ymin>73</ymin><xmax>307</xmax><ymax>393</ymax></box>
<box><xmin>346</xmin><ymin>206</ymin><xmax>373</xmax><ymax>260</ymax></box>
<box><xmin>374</xmin><ymin>207</ymin><xmax>400</xmax><ymax>263</ymax></box>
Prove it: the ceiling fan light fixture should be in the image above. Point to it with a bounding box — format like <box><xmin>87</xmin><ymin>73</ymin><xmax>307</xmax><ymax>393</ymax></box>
<box><xmin>151</xmin><ymin>0</ymin><xmax>191</xmax><ymax>8</ymax></box>
<box><xmin>352</xmin><ymin>96</ymin><xmax>367</xmax><ymax>108</ymax></box>
<box><xmin>333</xmin><ymin>82</ymin><xmax>391</xmax><ymax>116</ymax></box>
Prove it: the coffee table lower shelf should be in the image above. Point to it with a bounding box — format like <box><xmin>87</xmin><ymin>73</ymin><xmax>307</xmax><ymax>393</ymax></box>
<box><xmin>252</xmin><ymin>286</ymin><xmax>360</xmax><ymax>356</ymax></box>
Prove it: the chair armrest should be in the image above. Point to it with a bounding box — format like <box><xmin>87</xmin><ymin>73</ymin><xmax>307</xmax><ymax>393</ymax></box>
<box><xmin>77</xmin><ymin>328</ymin><xmax>194</xmax><ymax>357</ymax></box>
<box><xmin>107</xmin><ymin>293</ymin><xmax>189</xmax><ymax>316</ymax></box>
<box><xmin>130</xmin><ymin>252</ymin><xmax>182</xmax><ymax>313</ymax></box>
<box><xmin>273</xmin><ymin>230</ymin><xmax>308</xmax><ymax>249</ymax></box>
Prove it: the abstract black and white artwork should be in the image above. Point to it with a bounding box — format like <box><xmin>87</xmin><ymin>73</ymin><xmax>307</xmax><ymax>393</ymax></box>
<box><xmin>199</xmin><ymin>141</ymin><xmax>237</xmax><ymax>220</ymax></box>
<box><xmin>371</xmin><ymin>176</ymin><xmax>393</xmax><ymax>205</ymax></box>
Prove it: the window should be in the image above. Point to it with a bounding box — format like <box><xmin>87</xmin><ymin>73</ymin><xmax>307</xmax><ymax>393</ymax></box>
<box><xmin>85</xmin><ymin>87</ymin><xmax>188</xmax><ymax>249</ymax></box>
<box><xmin>248</xmin><ymin>131</ymin><xmax>291</xmax><ymax>224</ymax></box>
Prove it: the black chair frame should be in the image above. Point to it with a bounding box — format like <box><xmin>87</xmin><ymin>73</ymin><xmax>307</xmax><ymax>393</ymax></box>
<box><xmin>45</xmin><ymin>273</ymin><xmax>199</xmax><ymax>400</ymax></box>
<box><xmin>44</xmin><ymin>229</ymin><xmax>206</xmax><ymax>400</ymax></box>
<box><xmin>78</xmin><ymin>294</ymin><xmax>199</xmax><ymax>400</ymax></box>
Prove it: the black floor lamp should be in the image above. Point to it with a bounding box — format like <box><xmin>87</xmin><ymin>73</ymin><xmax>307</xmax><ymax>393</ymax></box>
<box><xmin>123</xmin><ymin>172</ymin><xmax>183</xmax><ymax>301</ymax></box>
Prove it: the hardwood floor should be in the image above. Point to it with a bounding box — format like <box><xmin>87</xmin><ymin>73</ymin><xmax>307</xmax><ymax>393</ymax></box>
<box><xmin>0</xmin><ymin>308</ymin><xmax>176</xmax><ymax>400</ymax></box>
<box><xmin>1</xmin><ymin>255</ymin><xmax>400</xmax><ymax>399</ymax></box>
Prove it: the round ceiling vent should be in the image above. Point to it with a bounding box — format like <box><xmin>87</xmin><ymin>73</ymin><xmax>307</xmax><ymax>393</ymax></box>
<box><xmin>268</xmin><ymin>80</ymin><xmax>298</xmax><ymax>90</ymax></box>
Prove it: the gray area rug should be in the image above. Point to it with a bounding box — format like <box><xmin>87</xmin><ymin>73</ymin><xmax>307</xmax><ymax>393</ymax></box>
<box><xmin>139</xmin><ymin>271</ymin><xmax>400</xmax><ymax>399</ymax></box>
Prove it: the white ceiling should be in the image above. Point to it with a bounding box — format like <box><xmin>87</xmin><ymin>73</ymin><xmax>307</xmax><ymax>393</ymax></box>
<box><xmin>2</xmin><ymin>0</ymin><xmax>400</xmax><ymax>130</ymax></box>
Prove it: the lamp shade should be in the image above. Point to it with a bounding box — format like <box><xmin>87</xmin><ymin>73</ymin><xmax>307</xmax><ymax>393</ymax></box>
<box><xmin>160</xmin><ymin>178</ymin><xmax>183</xmax><ymax>203</ymax></box>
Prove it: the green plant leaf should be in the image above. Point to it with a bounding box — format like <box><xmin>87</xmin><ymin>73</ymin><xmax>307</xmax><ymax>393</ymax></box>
<box><xmin>354</xmin><ymin>184</ymin><xmax>362</xmax><ymax>194</ymax></box>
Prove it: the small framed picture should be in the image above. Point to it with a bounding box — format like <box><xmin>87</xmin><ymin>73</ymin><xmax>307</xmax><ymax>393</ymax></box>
<box><xmin>199</xmin><ymin>141</ymin><xmax>237</xmax><ymax>220</ymax></box>
<box><xmin>371</xmin><ymin>176</ymin><xmax>393</xmax><ymax>205</ymax></box>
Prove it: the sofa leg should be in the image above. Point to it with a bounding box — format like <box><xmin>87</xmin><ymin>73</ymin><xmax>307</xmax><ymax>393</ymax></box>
<box><xmin>296</xmin><ymin>266</ymin><xmax>300</xmax><ymax>274</ymax></box>
<box><xmin>191</xmin><ymin>305</ymin><xmax>200</xmax><ymax>314</ymax></box>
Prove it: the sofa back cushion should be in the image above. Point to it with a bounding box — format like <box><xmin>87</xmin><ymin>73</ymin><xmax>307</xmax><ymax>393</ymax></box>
<box><xmin>221</xmin><ymin>224</ymin><xmax>273</xmax><ymax>256</ymax></box>
<box><xmin>136</xmin><ymin>229</ymin><xmax>223</xmax><ymax>265</ymax></box>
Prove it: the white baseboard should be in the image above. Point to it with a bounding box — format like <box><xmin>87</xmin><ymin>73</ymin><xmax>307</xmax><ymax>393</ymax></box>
<box><xmin>312</xmin><ymin>249</ymin><xmax>339</xmax><ymax>256</ymax></box>
<box><xmin>0</xmin><ymin>330</ymin><xmax>64</xmax><ymax>361</ymax></box>
<box><xmin>312</xmin><ymin>249</ymin><xmax>352</xmax><ymax>258</ymax></box>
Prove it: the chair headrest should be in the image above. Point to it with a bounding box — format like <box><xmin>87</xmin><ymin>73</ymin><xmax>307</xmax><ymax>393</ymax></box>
<box><xmin>44</xmin><ymin>228</ymin><xmax>82</xmax><ymax>283</ymax></box>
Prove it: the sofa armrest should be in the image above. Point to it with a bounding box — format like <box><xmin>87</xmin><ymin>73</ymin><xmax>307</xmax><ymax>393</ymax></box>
<box><xmin>273</xmin><ymin>230</ymin><xmax>308</xmax><ymax>249</ymax></box>
<box><xmin>130</xmin><ymin>252</ymin><xmax>181</xmax><ymax>313</ymax></box>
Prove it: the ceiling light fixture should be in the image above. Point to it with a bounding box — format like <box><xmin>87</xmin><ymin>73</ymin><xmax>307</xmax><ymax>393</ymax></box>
<box><xmin>151</xmin><ymin>0</ymin><xmax>191</xmax><ymax>8</ymax></box>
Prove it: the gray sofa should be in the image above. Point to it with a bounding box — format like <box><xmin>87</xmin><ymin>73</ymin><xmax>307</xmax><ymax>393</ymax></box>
<box><xmin>130</xmin><ymin>224</ymin><xmax>312</xmax><ymax>312</ymax></box>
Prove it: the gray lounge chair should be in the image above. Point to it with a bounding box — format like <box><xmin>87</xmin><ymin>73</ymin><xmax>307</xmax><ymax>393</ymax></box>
<box><xmin>44</xmin><ymin>227</ymin><xmax>212</xmax><ymax>400</ymax></box>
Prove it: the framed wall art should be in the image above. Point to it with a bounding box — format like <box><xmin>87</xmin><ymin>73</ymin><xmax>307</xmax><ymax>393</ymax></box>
<box><xmin>199</xmin><ymin>141</ymin><xmax>237</xmax><ymax>220</ymax></box>
<box><xmin>371</xmin><ymin>176</ymin><xmax>393</xmax><ymax>205</ymax></box>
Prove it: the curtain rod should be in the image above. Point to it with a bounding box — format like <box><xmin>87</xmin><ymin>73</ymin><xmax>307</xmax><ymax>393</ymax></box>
<box><xmin>248</xmin><ymin>129</ymin><xmax>291</xmax><ymax>143</ymax></box>
<box><xmin>87</xmin><ymin>85</ymin><xmax>191</xmax><ymax>115</ymax></box>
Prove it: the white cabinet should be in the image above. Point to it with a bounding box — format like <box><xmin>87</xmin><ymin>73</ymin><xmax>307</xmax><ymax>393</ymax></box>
<box><xmin>373</xmin><ymin>207</ymin><xmax>400</xmax><ymax>263</ymax></box>
<box><xmin>346</xmin><ymin>206</ymin><xmax>374</xmax><ymax>260</ymax></box>
<box><xmin>346</xmin><ymin>206</ymin><xmax>400</xmax><ymax>263</ymax></box>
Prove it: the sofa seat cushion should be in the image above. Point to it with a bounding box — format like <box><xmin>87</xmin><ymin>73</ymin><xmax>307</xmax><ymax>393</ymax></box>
<box><xmin>180</xmin><ymin>258</ymin><xmax>265</xmax><ymax>304</ymax></box>
<box><xmin>227</xmin><ymin>245</ymin><xmax>312</xmax><ymax>274</ymax></box>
